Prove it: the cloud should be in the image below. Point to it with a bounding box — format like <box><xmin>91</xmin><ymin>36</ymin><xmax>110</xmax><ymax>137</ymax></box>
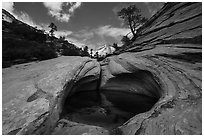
<box><xmin>55</xmin><ymin>30</ymin><xmax>73</xmax><ymax>38</ymax></box>
<box><xmin>64</xmin><ymin>25</ymin><xmax>131</xmax><ymax>49</ymax></box>
<box><xmin>96</xmin><ymin>25</ymin><xmax>130</xmax><ymax>39</ymax></box>
<box><xmin>3</xmin><ymin>4</ymin><xmax>68</xmax><ymax>38</ymax></box>
<box><xmin>72</xmin><ymin>29</ymin><xmax>94</xmax><ymax>40</ymax></box>
<box><xmin>2</xmin><ymin>2</ymin><xmax>14</xmax><ymax>13</ymax></box>
<box><xmin>16</xmin><ymin>11</ymin><xmax>36</xmax><ymax>26</ymax></box>
<box><xmin>66</xmin><ymin>37</ymin><xmax>85</xmax><ymax>48</ymax></box>
<box><xmin>43</xmin><ymin>2</ymin><xmax>81</xmax><ymax>22</ymax></box>
<box><xmin>43</xmin><ymin>2</ymin><xmax>63</xmax><ymax>11</ymax></box>
<box><xmin>68</xmin><ymin>2</ymin><xmax>82</xmax><ymax>13</ymax></box>
<box><xmin>45</xmin><ymin>24</ymin><xmax>131</xmax><ymax>50</ymax></box>
<box><xmin>2</xmin><ymin>2</ymin><xmax>47</xmax><ymax>32</ymax></box>
<box><xmin>66</xmin><ymin>29</ymin><xmax>95</xmax><ymax>48</ymax></box>
<box><xmin>2</xmin><ymin>3</ymin><xmax>130</xmax><ymax>50</ymax></box>
<box><xmin>93</xmin><ymin>25</ymin><xmax>132</xmax><ymax>48</ymax></box>
<box><xmin>2</xmin><ymin>2</ymin><xmax>82</xmax><ymax>48</ymax></box>
<box><xmin>14</xmin><ymin>11</ymin><xmax>52</xmax><ymax>34</ymax></box>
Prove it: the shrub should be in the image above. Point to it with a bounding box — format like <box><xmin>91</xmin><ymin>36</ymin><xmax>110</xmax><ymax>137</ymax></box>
<box><xmin>121</xmin><ymin>35</ymin><xmax>131</xmax><ymax>45</ymax></box>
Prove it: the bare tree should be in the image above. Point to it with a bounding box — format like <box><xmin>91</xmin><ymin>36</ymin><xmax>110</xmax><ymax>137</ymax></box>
<box><xmin>118</xmin><ymin>5</ymin><xmax>147</xmax><ymax>37</ymax></box>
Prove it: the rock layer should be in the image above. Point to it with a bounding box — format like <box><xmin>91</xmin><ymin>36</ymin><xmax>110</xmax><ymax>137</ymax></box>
<box><xmin>2</xmin><ymin>2</ymin><xmax>202</xmax><ymax>135</ymax></box>
<box><xmin>111</xmin><ymin>2</ymin><xmax>202</xmax><ymax>134</ymax></box>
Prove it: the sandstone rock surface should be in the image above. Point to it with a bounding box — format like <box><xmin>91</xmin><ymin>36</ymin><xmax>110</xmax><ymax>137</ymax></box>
<box><xmin>2</xmin><ymin>56</ymin><xmax>100</xmax><ymax>134</ymax></box>
<box><xmin>2</xmin><ymin>2</ymin><xmax>202</xmax><ymax>135</ymax></box>
<box><xmin>111</xmin><ymin>2</ymin><xmax>202</xmax><ymax>134</ymax></box>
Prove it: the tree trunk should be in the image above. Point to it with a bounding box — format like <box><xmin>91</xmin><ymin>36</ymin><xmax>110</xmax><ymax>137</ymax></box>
<box><xmin>128</xmin><ymin>20</ymin><xmax>136</xmax><ymax>37</ymax></box>
<box><xmin>129</xmin><ymin>25</ymin><xmax>135</xmax><ymax>36</ymax></box>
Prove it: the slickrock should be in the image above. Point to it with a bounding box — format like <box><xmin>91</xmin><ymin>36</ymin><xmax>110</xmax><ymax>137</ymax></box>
<box><xmin>2</xmin><ymin>2</ymin><xmax>202</xmax><ymax>135</ymax></box>
<box><xmin>2</xmin><ymin>56</ymin><xmax>100</xmax><ymax>134</ymax></box>
<box><xmin>108</xmin><ymin>2</ymin><xmax>201</xmax><ymax>134</ymax></box>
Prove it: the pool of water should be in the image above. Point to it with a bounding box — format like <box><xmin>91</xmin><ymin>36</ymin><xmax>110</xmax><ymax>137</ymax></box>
<box><xmin>59</xmin><ymin>89</ymin><xmax>158</xmax><ymax>134</ymax></box>
<box><xmin>64</xmin><ymin>105</ymin><xmax>134</xmax><ymax>130</ymax></box>
<box><xmin>57</xmin><ymin>71</ymin><xmax>161</xmax><ymax>134</ymax></box>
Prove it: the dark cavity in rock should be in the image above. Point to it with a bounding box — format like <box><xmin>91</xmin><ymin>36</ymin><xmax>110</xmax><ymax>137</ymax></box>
<box><xmin>59</xmin><ymin>70</ymin><xmax>161</xmax><ymax>133</ymax></box>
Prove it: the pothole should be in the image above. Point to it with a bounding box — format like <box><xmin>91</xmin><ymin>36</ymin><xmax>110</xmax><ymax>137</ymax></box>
<box><xmin>55</xmin><ymin>70</ymin><xmax>161</xmax><ymax>134</ymax></box>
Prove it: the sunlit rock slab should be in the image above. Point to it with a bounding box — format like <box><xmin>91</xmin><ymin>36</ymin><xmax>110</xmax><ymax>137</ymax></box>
<box><xmin>2</xmin><ymin>56</ymin><xmax>100</xmax><ymax>134</ymax></box>
<box><xmin>111</xmin><ymin>2</ymin><xmax>201</xmax><ymax>135</ymax></box>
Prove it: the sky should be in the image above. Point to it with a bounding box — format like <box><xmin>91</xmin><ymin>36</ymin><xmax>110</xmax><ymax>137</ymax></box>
<box><xmin>2</xmin><ymin>2</ymin><xmax>164</xmax><ymax>50</ymax></box>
